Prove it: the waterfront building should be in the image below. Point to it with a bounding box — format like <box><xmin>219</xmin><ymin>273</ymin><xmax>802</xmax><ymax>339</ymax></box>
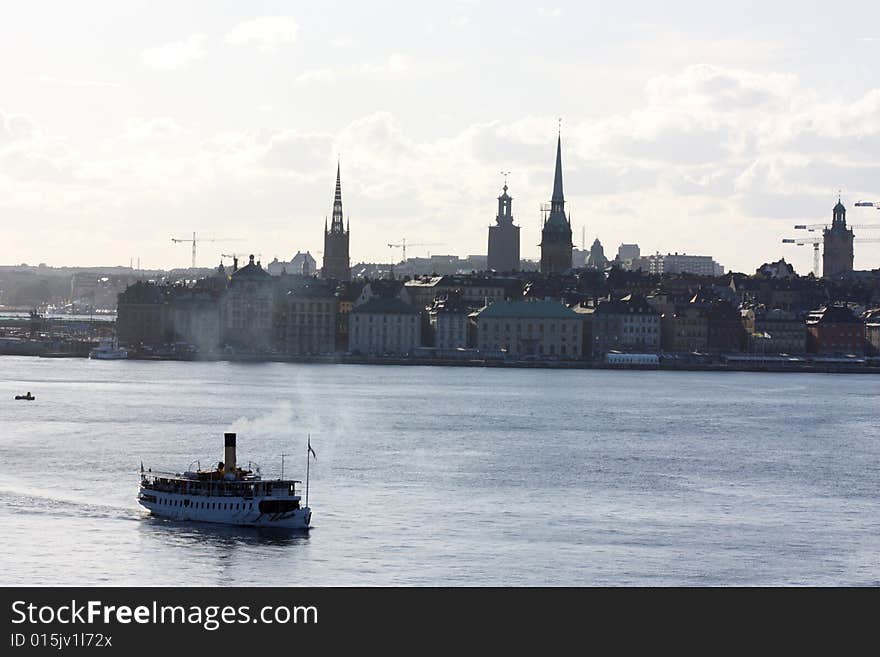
<box><xmin>348</xmin><ymin>297</ymin><xmax>421</xmax><ymax>356</ymax></box>
<box><xmin>116</xmin><ymin>281</ymin><xmax>172</xmax><ymax>347</ymax></box>
<box><xmin>170</xmin><ymin>288</ymin><xmax>222</xmax><ymax>353</ymax></box>
<box><xmin>221</xmin><ymin>255</ymin><xmax>273</xmax><ymax>351</ymax></box>
<box><xmin>569</xmin><ymin>303</ymin><xmax>595</xmax><ymax>356</ymax></box>
<box><xmin>321</xmin><ymin>164</ymin><xmax>351</xmax><ymax>282</ymax></box>
<box><xmin>487</xmin><ymin>180</ymin><xmax>520</xmax><ymax>272</ymax></box>
<box><xmin>591</xmin><ymin>294</ymin><xmax>661</xmax><ymax>359</ymax></box>
<box><xmin>666</xmin><ymin>302</ymin><xmax>709</xmax><ymax>353</ymax></box>
<box><xmin>741</xmin><ymin>307</ymin><xmax>806</xmax><ymax>354</ymax></box>
<box><xmin>428</xmin><ymin>291</ymin><xmax>470</xmax><ymax>350</ymax></box>
<box><xmin>335</xmin><ymin>281</ymin><xmax>365</xmax><ymax>351</ymax></box>
<box><xmin>823</xmin><ymin>200</ymin><xmax>854</xmax><ymax>278</ymax></box>
<box><xmin>540</xmin><ymin>135</ymin><xmax>573</xmax><ymax>274</ymax></box>
<box><xmin>274</xmin><ymin>278</ymin><xmax>337</xmax><ymax>356</ymax></box>
<box><xmin>472</xmin><ymin>299</ymin><xmax>582</xmax><ymax>358</ymax></box>
<box><xmin>706</xmin><ymin>299</ymin><xmax>746</xmax><ymax>353</ymax></box>
<box><xmin>806</xmin><ymin>305</ymin><xmax>865</xmax><ymax>354</ymax></box>
<box><xmin>864</xmin><ymin>308</ymin><xmax>880</xmax><ymax>356</ymax></box>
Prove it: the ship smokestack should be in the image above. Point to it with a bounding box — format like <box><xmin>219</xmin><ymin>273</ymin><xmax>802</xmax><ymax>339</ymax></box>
<box><xmin>224</xmin><ymin>432</ymin><xmax>237</xmax><ymax>473</ymax></box>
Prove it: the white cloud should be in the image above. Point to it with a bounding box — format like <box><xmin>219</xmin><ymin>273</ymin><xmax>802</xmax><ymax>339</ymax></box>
<box><xmin>537</xmin><ymin>7</ymin><xmax>563</xmax><ymax>18</ymax></box>
<box><xmin>120</xmin><ymin>117</ymin><xmax>184</xmax><ymax>143</ymax></box>
<box><xmin>225</xmin><ymin>16</ymin><xmax>299</xmax><ymax>51</ymax></box>
<box><xmin>296</xmin><ymin>54</ymin><xmax>416</xmax><ymax>86</ymax></box>
<box><xmin>28</xmin><ymin>76</ymin><xmax>120</xmax><ymax>88</ymax></box>
<box><xmin>140</xmin><ymin>34</ymin><xmax>206</xmax><ymax>70</ymax></box>
<box><xmin>357</xmin><ymin>53</ymin><xmax>414</xmax><ymax>79</ymax></box>
<box><xmin>295</xmin><ymin>68</ymin><xmax>337</xmax><ymax>85</ymax></box>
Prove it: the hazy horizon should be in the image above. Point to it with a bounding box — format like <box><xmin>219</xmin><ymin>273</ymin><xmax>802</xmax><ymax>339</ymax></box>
<box><xmin>2</xmin><ymin>1</ymin><xmax>880</xmax><ymax>273</ymax></box>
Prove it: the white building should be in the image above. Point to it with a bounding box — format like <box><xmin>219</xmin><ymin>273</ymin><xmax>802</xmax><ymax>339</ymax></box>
<box><xmin>348</xmin><ymin>297</ymin><xmax>421</xmax><ymax>356</ymax></box>
<box><xmin>630</xmin><ymin>252</ymin><xmax>724</xmax><ymax>277</ymax></box>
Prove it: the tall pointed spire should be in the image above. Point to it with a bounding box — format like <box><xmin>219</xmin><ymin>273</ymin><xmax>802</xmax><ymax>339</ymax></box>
<box><xmin>322</xmin><ymin>161</ymin><xmax>351</xmax><ymax>281</ymax></box>
<box><xmin>331</xmin><ymin>160</ymin><xmax>344</xmax><ymax>234</ymax></box>
<box><xmin>540</xmin><ymin>127</ymin><xmax>573</xmax><ymax>275</ymax></box>
<box><xmin>552</xmin><ymin>133</ymin><xmax>564</xmax><ymax>204</ymax></box>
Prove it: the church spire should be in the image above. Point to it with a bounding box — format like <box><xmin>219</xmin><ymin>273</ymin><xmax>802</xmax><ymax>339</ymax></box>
<box><xmin>331</xmin><ymin>160</ymin><xmax>344</xmax><ymax>234</ymax></box>
<box><xmin>551</xmin><ymin>132</ymin><xmax>564</xmax><ymax>211</ymax></box>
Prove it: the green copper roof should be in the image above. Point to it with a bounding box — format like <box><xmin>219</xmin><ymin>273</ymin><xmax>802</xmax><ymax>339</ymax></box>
<box><xmin>474</xmin><ymin>299</ymin><xmax>579</xmax><ymax>319</ymax></box>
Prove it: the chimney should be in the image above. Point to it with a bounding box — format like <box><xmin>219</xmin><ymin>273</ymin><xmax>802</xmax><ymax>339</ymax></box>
<box><xmin>224</xmin><ymin>432</ymin><xmax>237</xmax><ymax>473</ymax></box>
<box><xmin>233</xmin><ymin>256</ymin><xmax>238</xmax><ymax>272</ymax></box>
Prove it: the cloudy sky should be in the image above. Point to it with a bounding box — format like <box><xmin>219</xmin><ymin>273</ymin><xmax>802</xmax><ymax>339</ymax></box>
<box><xmin>2</xmin><ymin>0</ymin><xmax>880</xmax><ymax>273</ymax></box>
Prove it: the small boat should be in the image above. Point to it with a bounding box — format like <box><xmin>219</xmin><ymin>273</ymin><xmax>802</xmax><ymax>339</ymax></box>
<box><xmin>14</xmin><ymin>392</ymin><xmax>35</xmax><ymax>401</ymax></box>
<box><xmin>89</xmin><ymin>338</ymin><xmax>128</xmax><ymax>360</ymax></box>
<box><xmin>138</xmin><ymin>432</ymin><xmax>313</xmax><ymax>530</ymax></box>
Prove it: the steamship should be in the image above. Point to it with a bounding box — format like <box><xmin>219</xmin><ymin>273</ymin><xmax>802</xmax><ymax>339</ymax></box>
<box><xmin>137</xmin><ymin>432</ymin><xmax>312</xmax><ymax>529</ymax></box>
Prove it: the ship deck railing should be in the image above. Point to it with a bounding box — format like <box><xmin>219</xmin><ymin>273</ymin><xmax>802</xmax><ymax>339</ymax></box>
<box><xmin>140</xmin><ymin>472</ymin><xmax>302</xmax><ymax>498</ymax></box>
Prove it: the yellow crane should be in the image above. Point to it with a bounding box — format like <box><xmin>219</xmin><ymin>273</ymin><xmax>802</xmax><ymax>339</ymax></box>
<box><xmin>171</xmin><ymin>232</ymin><xmax>242</xmax><ymax>269</ymax></box>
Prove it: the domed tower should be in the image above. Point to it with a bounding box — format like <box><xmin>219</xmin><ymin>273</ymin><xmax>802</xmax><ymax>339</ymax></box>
<box><xmin>822</xmin><ymin>198</ymin><xmax>854</xmax><ymax>277</ymax></box>
<box><xmin>321</xmin><ymin>162</ymin><xmax>351</xmax><ymax>282</ymax></box>
<box><xmin>540</xmin><ymin>133</ymin><xmax>573</xmax><ymax>274</ymax></box>
<box><xmin>487</xmin><ymin>176</ymin><xmax>520</xmax><ymax>272</ymax></box>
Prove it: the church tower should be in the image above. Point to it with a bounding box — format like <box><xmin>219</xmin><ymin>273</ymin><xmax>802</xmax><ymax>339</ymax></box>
<box><xmin>540</xmin><ymin>133</ymin><xmax>573</xmax><ymax>274</ymax></box>
<box><xmin>487</xmin><ymin>176</ymin><xmax>520</xmax><ymax>272</ymax></box>
<box><xmin>321</xmin><ymin>163</ymin><xmax>351</xmax><ymax>281</ymax></box>
<box><xmin>822</xmin><ymin>198</ymin><xmax>854</xmax><ymax>278</ymax></box>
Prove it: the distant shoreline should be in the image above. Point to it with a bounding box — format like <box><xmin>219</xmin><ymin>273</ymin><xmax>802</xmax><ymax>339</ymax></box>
<box><xmin>3</xmin><ymin>351</ymin><xmax>878</xmax><ymax>374</ymax></box>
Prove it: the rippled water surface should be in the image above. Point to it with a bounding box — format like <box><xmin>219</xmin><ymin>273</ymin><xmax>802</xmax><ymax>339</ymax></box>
<box><xmin>1</xmin><ymin>356</ymin><xmax>878</xmax><ymax>585</ymax></box>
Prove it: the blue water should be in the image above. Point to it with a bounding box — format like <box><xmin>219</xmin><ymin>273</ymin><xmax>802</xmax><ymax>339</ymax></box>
<box><xmin>0</xmin><ymin>356</ymin><xmax>878</xmax><ymax>585</ymax></box>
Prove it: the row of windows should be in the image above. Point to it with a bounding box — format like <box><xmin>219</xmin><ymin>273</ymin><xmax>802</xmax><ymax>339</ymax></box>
<box><xmin>479</xmin><ymin>342</ymin><xmax>579</xmax><ymax>356</ymax></box>
<box><xmin>158</xmin><ymin>497</ymin><xmax>252</xmax><ymax>511</ymax></box>
<box><xmin>618</xmin><ymin>326</ymin><xmax>658</xmax><ymax>334</ymax></box>
<box><xmin>290</xmin><ymin>302</ymin><xmax>333</xmax><ymax>312</ymax></box>
<box><xmin>354</xmin><ymin>316</ymin><xmax>418</xmax><ymax>324</ymax></box>
<box><xmin>286</xmin><ymin>315</ymin><xmax>333</xmax><ymax>325</ymax></box>
<box><xmin>487</xmin><ymin>322</ymin><xmax>578</xmax><ymax>334</ymax></box>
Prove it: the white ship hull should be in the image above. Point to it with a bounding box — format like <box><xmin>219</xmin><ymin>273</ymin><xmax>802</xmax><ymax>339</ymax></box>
<box><xmin>90</xmin><ymin>351</ymin><xmax>128</xmax><ymax>360</ymax></box>
<box><xmin>138</xmin><ymin>487</ymin><xmax>311</xmax><ymax>529</ymax></box>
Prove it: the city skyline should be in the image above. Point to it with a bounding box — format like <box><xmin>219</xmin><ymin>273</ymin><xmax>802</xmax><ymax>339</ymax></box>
<box><xmin>2</xmin><ymin>1</ymin><xmax>880</xmax><ymax>274</ymax></box>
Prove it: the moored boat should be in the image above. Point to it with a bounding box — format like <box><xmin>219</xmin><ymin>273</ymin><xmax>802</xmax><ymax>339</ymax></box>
<box><xmin>138</xmin><ymin>432</ymin><xmax>312</xmax><ymax>529</ymax></box>
<box><xmin>89</xmin><ymin>338</ymin><xmax>128</xmax><ymax>360</ymax></box>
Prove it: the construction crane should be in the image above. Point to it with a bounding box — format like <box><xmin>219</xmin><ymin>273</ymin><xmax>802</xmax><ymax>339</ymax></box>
<box><xmin>782</xmin><ymin>236</ymin><xmax>880</xmax><ymax>275</ymax></box>
<box><xmin>171</xmin><ymin>232</ymin><xmax>242</xmax><ymax>269</ymax></box>
<box><xmin>386</xmin><ymin>238</ymin><xmax>443</xmax><ymax>262</ymax></box>
<box><xmin>794</xmin><ymin>223</ymin><xmax>880</xmax><ymax>231</ymax></box>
